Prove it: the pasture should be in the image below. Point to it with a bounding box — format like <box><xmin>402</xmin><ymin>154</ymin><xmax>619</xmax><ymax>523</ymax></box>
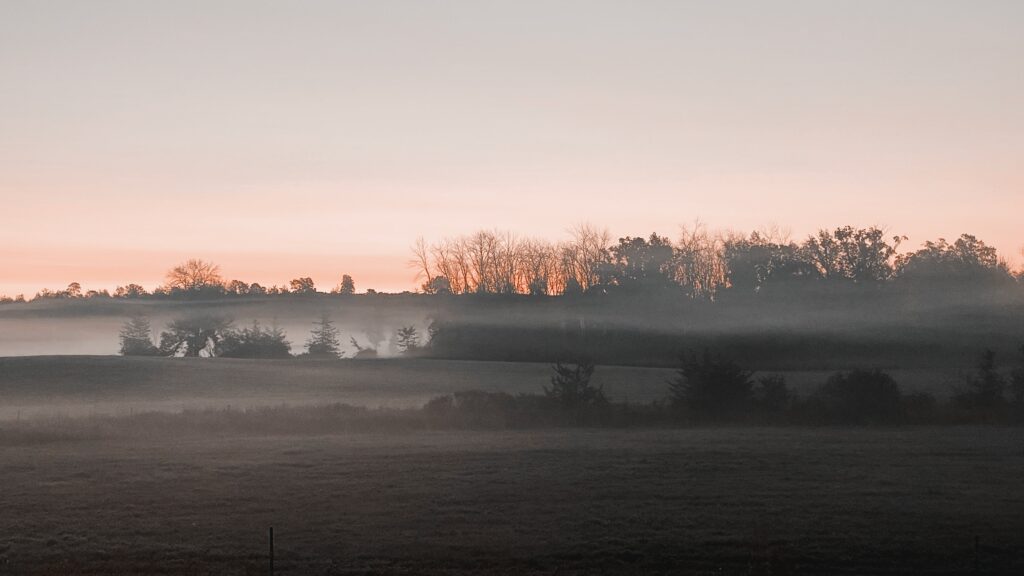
<box><xmin>0</xmin><ymin>356</ymin><xmax>954</xmax><ymax>422</ymax></box>
<box><xmin>1</xmin><ymin>356</ymin><xmax>1018</xmax><ymax>574</ymax></box>
<box><xmin>2</xmin><ymin>427</ymin><xmax>1024</xmax><ymax>575</ymax></box>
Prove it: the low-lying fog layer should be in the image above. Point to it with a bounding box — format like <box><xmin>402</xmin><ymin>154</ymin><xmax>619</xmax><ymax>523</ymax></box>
<box><xmin>0</xmin><ymin>356</ymin><xmax>955</xmax><ymax>423</ymax></box>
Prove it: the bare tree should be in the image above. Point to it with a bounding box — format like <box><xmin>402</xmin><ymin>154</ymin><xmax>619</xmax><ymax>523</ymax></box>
<box><xmin>165</xmin><ymin>259</ymin><xmax>223</xmax><ymax>291</ymax></box>
<box><xmin>562</xmin><ymin>223</ymin><xmax>611</xmax><ymax>292</ymax></box>
<box><xmin>410</xmin><ymin>237</ymin><xmax>434</xmax><ymax>291</ymax></box>
<box><xmin>675</xmin><ymin>222</ymin><xmax>727</xmax><ymax>299</ymax></box>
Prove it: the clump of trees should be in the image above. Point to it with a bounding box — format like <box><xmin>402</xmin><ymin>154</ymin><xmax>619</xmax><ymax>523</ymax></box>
<box><xmin>219</xmin><ymin>321</ymin><xmax>292</xmax><ymax>359</ymax></box>
<box><xmin>409</xmin><ymin>225</ymin><xmax>1017</xmax><ymax>299</ymax></box>
<box><xmin>118</xmin><ymin>312</ymin><xmax>372</xmax><ymax>361</ymax></box>
<box><xmin>158</xmin><ymin>315</ymin><xmax>233</xmax><ymax>357</ymax></box>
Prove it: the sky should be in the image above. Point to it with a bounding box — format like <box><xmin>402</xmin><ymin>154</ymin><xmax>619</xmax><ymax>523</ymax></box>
<box><xmin>1</xmin><ymin>0</ymin><xmax>1022</xmax><ymax>295</ymax></box>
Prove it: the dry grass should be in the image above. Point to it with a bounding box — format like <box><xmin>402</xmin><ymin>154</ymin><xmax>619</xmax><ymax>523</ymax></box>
<box><xmin>2</xmin><ymin>427</ymin><xmax>1024</xmax><ymax>575</ymax></box>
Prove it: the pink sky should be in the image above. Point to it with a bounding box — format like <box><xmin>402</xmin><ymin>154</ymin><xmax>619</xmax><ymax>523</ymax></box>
<box><xmin>1</xmin><ymin>1</ymin><xmax>1022</xmax><ymax>295</ymax></box>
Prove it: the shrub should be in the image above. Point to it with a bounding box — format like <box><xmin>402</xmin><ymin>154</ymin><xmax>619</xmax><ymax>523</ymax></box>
<box><xmin>813</xmin><ymin>369</ymin><xmax>902</xmax><ymax>424</ymax></box>
<box><xmin>669</xmin><ymin>350</ymin><xmax>753</xmax><ymax>418</ymax></box>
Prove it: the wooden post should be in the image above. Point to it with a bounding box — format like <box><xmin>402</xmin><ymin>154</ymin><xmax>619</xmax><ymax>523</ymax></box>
<box><xmin>269</xmin><ymin>526</ymin><xmax>275</xmax><ymax>576</ymax></box>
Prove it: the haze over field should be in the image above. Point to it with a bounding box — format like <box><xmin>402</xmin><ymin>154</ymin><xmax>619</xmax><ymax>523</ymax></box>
<box><xmin>3</xmin><ymin>2</ymin><xmax>1024</xmax><ymax>574</ymax></box>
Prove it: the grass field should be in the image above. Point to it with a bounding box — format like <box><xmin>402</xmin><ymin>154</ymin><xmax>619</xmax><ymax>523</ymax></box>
<box><xmin>0</xmin><ymin>356</ymin><xmax>956</xmax><ymax>422</ymax></box>
<box><xmin>2</xmin><ymin>427</ymin><xmax>1024</xmax><ymax>575</ymax></box>
<box><xmin>2</xmin><ymin>356</ymin><xmax>1018</xmax><ymax>574</ymax></box>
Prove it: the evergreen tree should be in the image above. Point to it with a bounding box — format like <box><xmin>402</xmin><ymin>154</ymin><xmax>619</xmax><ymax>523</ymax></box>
<box><xmin>306</xmin><ymin>313</ymin><xmax>342</xmax><ymax>358</ymax></box>
<box><xmin>545</xmin><ymin>359</ymin><xmax>604</xmax><ymax>410</ymax></box>
<box><xmin>395</xmin><ymin>326</ymin><xmax>421</xmax><ymax>354</ymax></box>
<box><xmin>119</xmin><ymin>315</ymin><xmax>159</xmax><ymax>356</ymax></box>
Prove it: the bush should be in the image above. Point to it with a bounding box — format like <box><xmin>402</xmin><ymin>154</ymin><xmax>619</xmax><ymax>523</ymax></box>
<box><xmin>219</xmin><ymin>321</ymin><xmax>292</xmax><ymax>359</ymax></box>
<box><xmin>669</xmin><ymin>350</ymin><xmax>753</xmax><ymax>418</ymax></box>
<box><xmin>813</xmin><ymin>369</ymin><xmax>902</xmax><ymax>424</ymax></box>
<box><xmin>423</xmin><ymin>391</ymin><xmax>519</xmax><ymax>428</ymax></box>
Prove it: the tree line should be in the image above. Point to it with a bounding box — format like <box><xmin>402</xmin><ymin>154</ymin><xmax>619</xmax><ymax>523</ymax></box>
<box><xmin>2</xmin><ymin>259</ymin><xmax>359</xmax><ymax>303</ymax></box>
<box><xmin>119</xmin><ymin>313</ymin><xmax>423</xmax><ymax>360</ymax></box>
<box><xmin>410</xmin><ymin>224</ymin><xmax>1021</xmax><ymax>297</ymax></box>
<box><xmin>3</xmin><ymin>224</ymin><xmax>1021</xmax><ymax>304</ymax></box>
<box><xmin>425</xmin><ymin>347</ymin><xmax>1024</xmax><ymax>427</ymax></box>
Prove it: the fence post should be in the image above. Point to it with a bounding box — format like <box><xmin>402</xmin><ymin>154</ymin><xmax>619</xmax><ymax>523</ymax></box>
<box><xmin>269</xmin><ymin>526</ymin><xmax>275</xmax><ymax>576</ymax></box>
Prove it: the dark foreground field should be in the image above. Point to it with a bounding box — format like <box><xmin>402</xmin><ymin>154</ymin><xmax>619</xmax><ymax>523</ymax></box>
<box><xmin>3</xmin><ymin>427</ymin><xmax>1024</xmax><ymax>575</ymax></box>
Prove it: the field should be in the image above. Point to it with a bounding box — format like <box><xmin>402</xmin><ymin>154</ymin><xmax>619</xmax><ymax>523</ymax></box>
<box><xmin>2</xmin><ymin>356</ymin><xmax>1022</xmax><ymax>575</ymax></box>
<box><xmin>0</xmin><ymin>356</ymin><xmax>955</xmax><ymax>422</ymax></box>
<box><xmin>3</xmin><ymin>427</ymin><xmax>1024</xmax><ymax>575</ymax></box>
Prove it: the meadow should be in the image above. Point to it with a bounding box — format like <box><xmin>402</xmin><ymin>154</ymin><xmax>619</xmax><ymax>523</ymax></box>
<box><xmin>3</xmin><ymin>426</ymin><xmax>1024</xmax><ymax>575</ymax></box>
<box><xmin>0</xmin><ymin>356</ymin><xmax>953</xmax><ymax>422</ymax></box>
<box><xmin>1</xmin><ymin>356</ymin><xmax>1019</xmax><ymax>574</ymax></box>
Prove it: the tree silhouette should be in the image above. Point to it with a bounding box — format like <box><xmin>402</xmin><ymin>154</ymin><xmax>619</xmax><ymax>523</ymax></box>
<box><xmin>159</xmin><ymin>315</ymin><xmax>232</xmax><ymax>357</ymax></box>
<box><xmin>114</xmin><ymin>284</ymin><xmax>148</xmax><ymax>298</ymax></box>
<box><xmin>395</xmin><ymin>326</ymin><xmax>421</xmax><ymax>355</ymax></box>
<box><xmin>669</xmin><ymin>350</ymin><xmax>753</xmax><ymax>416</ymax></box>
<box><xmin>119</xmin><ymin>315</ymin><xmax>159</xmax><ymax>356</ymax></box>
<box><xmin>422</xmin><ymin>276</ymin><xmax>452</xmax><ymax>295</ymax></box>
<box><xmin>338</xmin><ymin>275</ymin><xmax>355</xmax><ymax>295</ymax></box>
<box><xmin>220</xmin><ymin>321</ymin><xmax>291</xmax><ymax>359</ymax></box>
<box><xmin>545</xmin><ymin>359</ymin><xmax>604</xmax><ymax>410</ymax></box>
<box><xmin>801</xmin><ymin>226</ymin><xmax>902</xmax><ymax>282</ymax></box>
<box><xmin>895</xmin><ymin>234</ymin><xmax>1012</xmax><ymax>284</ymax></box>
<box><xmin>604</xmin><ymin>233</ymin><xmax>677</xmax><ymax>293</ymax></box>
<box><xmin>814</xmin><ymin>369</ymin><xmax>902</xmax><ymax>424</ymax></box>
<box><xmin>165</xmin><ymin>259</ymin><xmax>223</xmax><ymax>292</ymax></box>
<box><xmin>290</xmin><ymin>277</ymin><xmax>316</xmax><ymax>294</ymax></box>
<box><xmin>305</xmin><ymin>313</ymin><xmax>342</xmax><ymax>358</ymax></box>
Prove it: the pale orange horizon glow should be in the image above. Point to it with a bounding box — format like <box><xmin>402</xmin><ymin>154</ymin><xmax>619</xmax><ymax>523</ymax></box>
<box><xmin>2</xmin><ymin>1</ymin><xmax>1022</xmax><ymax>295</ymax></box>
